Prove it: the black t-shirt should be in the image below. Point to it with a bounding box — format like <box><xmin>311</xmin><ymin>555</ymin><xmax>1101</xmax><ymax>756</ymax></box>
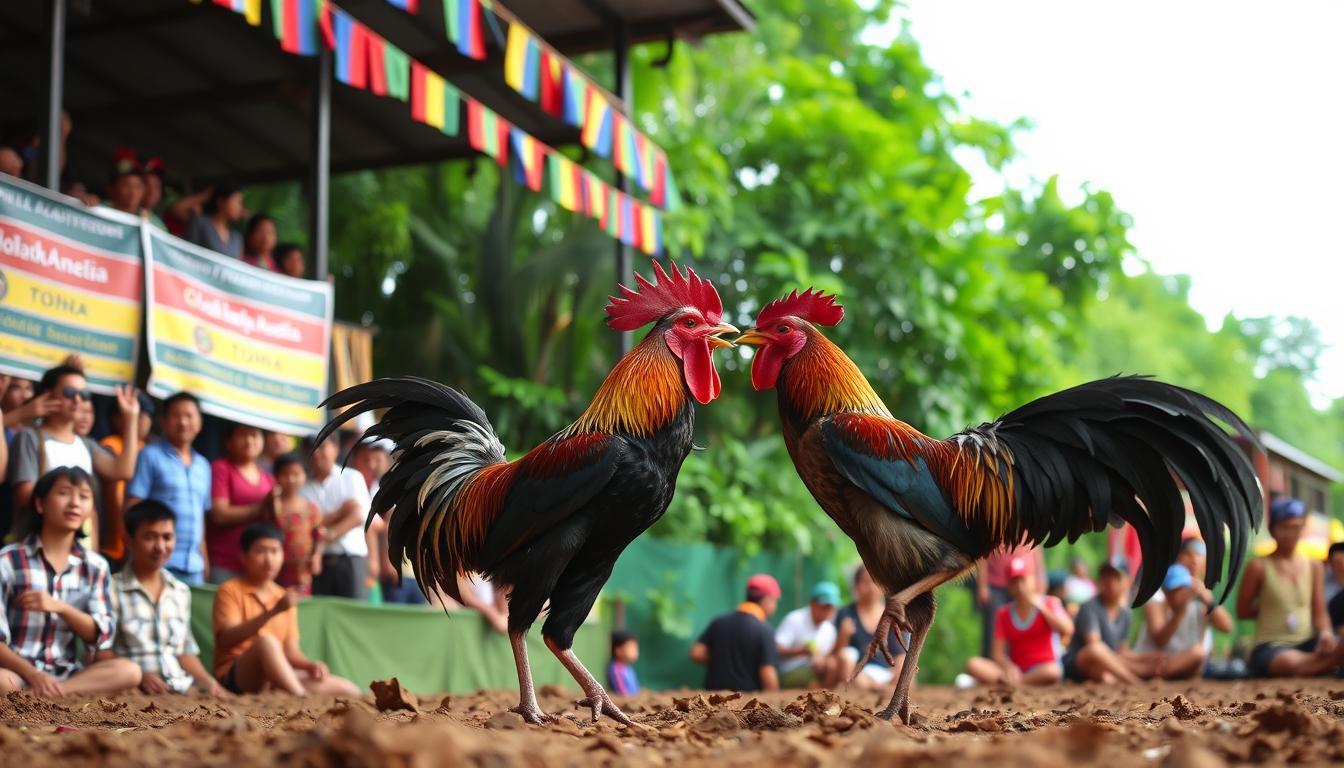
<box><xmin>836</xmin><ymin>603</ymin><xmax>906</xmax><ymax>665</ymax></box>
<box><xmin>698</xmin><ymin>608</ymin><xmax>779</xmax><ymax>691</ymax></box>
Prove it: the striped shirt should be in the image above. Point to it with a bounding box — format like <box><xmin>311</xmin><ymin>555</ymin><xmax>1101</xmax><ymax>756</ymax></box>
<box><xmin>110</xmin><ymin>569</ymin><xmax>200</xmax><ymax>693</ymax></box>
<box><xmin>0</xmin><ymin>536</ymin><xmax>115</xmax><ymax>679</ymax></box>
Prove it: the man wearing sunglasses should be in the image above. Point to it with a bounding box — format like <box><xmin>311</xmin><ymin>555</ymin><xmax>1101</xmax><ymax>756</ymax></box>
<box><xmin>6</xmin><ymin>365</ymin><xmax>142</xmax><ymax>540</ymax></box>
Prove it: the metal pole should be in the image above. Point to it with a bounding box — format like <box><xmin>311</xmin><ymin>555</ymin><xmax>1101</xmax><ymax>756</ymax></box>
<box><xmin>310</xmin><ymin>45</ymin><xmax>332</xmax><ymax>280</ymax></box>
<box><xmin>613</xmin><ymin>18</ymin><xmax>632</xmax><ymax>354</ymax></box>
<box><xmin>42</xmin><ymin>0</ymin><xmax>68</xmax><ymax>191</ymax></box>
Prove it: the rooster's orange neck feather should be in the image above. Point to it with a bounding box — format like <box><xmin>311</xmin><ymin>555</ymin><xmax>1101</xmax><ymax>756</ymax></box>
<box><xmin>781</xmin><ymin>331</ymin><xmax>891</xmax><ymax>422</ymax></box>
<box><xmin>566</xmin><ymin>333</ymin><xmax>685</xmax><ymax>437</ymax></box>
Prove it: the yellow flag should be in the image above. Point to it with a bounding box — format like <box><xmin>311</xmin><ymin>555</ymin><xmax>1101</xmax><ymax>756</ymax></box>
<box><xmin>504</xmin><ymin>23</ymin><xmax>528</xmax><ymax>91</ymax></box>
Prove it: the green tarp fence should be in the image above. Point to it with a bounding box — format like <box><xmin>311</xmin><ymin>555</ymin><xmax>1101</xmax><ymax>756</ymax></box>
<box><xmin>188</xmin><ymin>585</ymin><xmax>608</xmax><ymax>694</ymax></box>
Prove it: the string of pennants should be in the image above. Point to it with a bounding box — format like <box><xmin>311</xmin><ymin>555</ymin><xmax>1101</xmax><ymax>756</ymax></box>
<box><xmin>198</xmin><ymin>0</ymin><xmax>665</xmax><ymax>254</ymax></box>
<box><xmin>374</xmin><ymin>0</ymin><xmax>679</xmax><ymax>210</ymax></box>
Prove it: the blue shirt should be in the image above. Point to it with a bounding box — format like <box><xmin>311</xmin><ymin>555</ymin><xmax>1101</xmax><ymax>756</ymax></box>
<box><xmin>127</xmin><ymin>441</ymin><xmax>211</xmax><ymax>581</ymax></box>
<box><xmin>607</xmin><ymin>660</ymin><xmax>640</xmax><ymax>695</ymax></box>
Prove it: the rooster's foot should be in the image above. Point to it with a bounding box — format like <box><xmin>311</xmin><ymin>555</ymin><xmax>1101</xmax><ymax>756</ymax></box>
<box><xmin>509</xmin><ymin>703</ymin><xmax>556</xmax><ymax>725</ymax></box>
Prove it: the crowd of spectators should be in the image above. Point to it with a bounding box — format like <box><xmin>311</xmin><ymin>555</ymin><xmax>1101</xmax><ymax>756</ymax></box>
<box><xmin>684</xmin><ymin>501</ymin><xmax>1344</xmax><ymax>695</ymax></box>
<box><xmin>0</xmin><ymin>355</ymin><xmax>511</xmax><ymax>699</ymax></box>
<box><xmin>0</xmin><ymin>125</ymin><xmax>312</xmax><ymax>280</ymax></box>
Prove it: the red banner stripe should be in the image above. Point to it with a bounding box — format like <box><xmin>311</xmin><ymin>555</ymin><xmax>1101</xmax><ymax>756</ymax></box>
<box><xmin>0</xmin><ymin>220</ymin><xmax>142</xmax><ymax>299</ymax></box>
<box><xmin>151</xmin><ymin>267</ymin><xmax>327</xmax><ymax>356</ymax></box>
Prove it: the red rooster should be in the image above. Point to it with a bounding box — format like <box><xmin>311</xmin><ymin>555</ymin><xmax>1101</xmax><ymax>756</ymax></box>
<box><xmin>317</xmin><ymin>261</ymin><xmax>736</xmax><ymax>725</ymax></box>
<box><xmin>737</xmin><ymin>289</ymin><xmax>1261</xmax><ymax>723</ymax></box>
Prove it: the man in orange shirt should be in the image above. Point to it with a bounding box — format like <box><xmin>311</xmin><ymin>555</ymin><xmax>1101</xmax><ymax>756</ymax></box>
<box><xmin>212</xmin><ymin>524</ymin><xmax>358</xmax><ymax>695</ymax></box>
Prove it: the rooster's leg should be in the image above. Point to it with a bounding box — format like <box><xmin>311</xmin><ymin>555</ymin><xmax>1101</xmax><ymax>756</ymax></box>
<box><xmin>875</xmin><ymin>597</ymin><xmax>932</xmax><ymax>724</ymax></box>
<box><xmin>544</xmin><ymin>637</ymin><xmax>638</xmax><ymax>726</ymax></box>
<box><xmin>508</xmin><ymin>631</ymin><xmax>554</xmax><ymax>724</ymax></box>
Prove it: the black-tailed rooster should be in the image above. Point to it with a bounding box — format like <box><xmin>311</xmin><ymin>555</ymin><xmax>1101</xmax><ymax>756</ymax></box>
<box><xmin>317</xmin><ymin>261</ymin><xmax>736</xmax><ymax>725</ymax></box>
<box><xmin>736</xmin><ymin>289</ymin><xmax>1261</xmax><ymax>723</ymax></box>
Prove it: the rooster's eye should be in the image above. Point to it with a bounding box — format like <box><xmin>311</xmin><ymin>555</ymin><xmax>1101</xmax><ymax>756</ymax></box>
<box><xmin>777</xmin><ymin>325</ymin><xmax>790</xmax><ymax>333</ymax></box>
<box><xmin>684</xmin><ymin>318</ymin><xmax>697</xmax><ymax>327</ymax></box>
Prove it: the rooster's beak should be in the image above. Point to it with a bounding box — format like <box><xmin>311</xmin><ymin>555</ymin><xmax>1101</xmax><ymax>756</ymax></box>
<box><xmin>707</xmin><ymin>323</ymin><xmax>739</xmax><ymax>349</ymax></box>
<box><xmin>734</xmin><ymin>329</ymin><xmax>767</xmax><ymax>347</ymax></box>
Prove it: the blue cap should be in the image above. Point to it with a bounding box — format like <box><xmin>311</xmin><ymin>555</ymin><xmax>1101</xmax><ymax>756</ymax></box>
<box><xmin>1163</xmin><ymin>563</ymin><xmax>1193</xmax><ymax>592</ymax></box>
<box><xmin>809</xmin><ymin>581</ymin><xmax>841</xmax><ymax>606</ymax></box>
<box><xmin>1181</xmin><ymin>538</ymin><xmax>1207</xmax><ymax>557</ymax></box>
<box><xmin>1270</xmin><ymin>497</ymin><xmax>1306</xmax><ymax>525</ymax></box>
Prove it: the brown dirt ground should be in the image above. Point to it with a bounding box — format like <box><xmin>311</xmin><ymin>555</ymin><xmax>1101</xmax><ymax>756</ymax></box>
<box><xmin>2</xmin><ymin>678</ymin><xmax>1343</xmax><ymax>767</ymax></box>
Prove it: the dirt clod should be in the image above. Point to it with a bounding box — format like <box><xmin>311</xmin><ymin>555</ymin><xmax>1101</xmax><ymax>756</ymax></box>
<box><xmin>370</xmin><ymin>677</ymin><xmax>419</xmax><ymax>712</ymax></box>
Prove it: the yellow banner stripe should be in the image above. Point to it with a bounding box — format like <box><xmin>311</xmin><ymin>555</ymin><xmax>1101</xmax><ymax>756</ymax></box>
<box><xmin>2</xmin><ymin>268</ymin><xmax>141</xmax><ymax>331</ymax></box>
<box><xmin>151</xmin><ymin>306</ymin><xmax>327</xmax><ymax>385</ymax></box>
<box><xmin>149</xmin><ymin>367</ymin><xmax>323</xmax><ymax>428</ymax></box>
<box><xmin>0</xmin><ymin>333</ymin><xmax>134</xmax><ymax>384</ymax></box>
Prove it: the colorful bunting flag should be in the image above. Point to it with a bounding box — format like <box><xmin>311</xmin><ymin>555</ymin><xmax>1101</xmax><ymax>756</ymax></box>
<box><xmin>214</xmin><ymin>0</ymin><xmax>264</xmax><ymax>25</ymax></box>
<box><xmin>539</xmin><ymin>52</ymin><xmax>564</xmax><ymax>116</ymax></box>
<box><xmin>384</xmin><ymin>43</ymin><xmax>411</xmax><ymax>102</ymax></box>
<box><xmin>386</xmin><ymin>0</ymin><xmax>419</xmax><ymax>12</ymax></box>
<box><xmin>510</xmin><ymin>129</ymin><xmax>546</xmax><ymax>192</ymax></box>
<box><xmin>562</xmin><ymin>67</ymin><xmax>586</xmax><ymax>127</ymax></box>
<box><xmin>443</xmin><ymin>0</ymin><xmax>485</xmax><ymax>60</ymax></box>
<box><xmin>546</xmin><ymin>154</ymin><xmax>585</xmax><ymax>212</ymax></box>
<box><xmin>581</xmin><ymin>89</ymin><xmax>613</xmax><ymax>158</ymax></box>
<box><xmin>331</xmin><ymin>8</ymin><xmax>368</xmax><ymax>89</ymax></box>
<box><xmin>410</xmin><ymin>61</ymin><xmax>460</xmax><ymax>134</ymax></box>
<box><xmin>467</xmin><ymin>101</ymin><xmax>509</xmax><ymax>165</ymax></box>
<box><xmin>366</xmin><ymin>31</ymin><xmax>389</xmax><ymax>96</ymax></box>
<box><xmin>270</xmin><ymin>0</ymin><xmax>318</xmax><ymax>56</ymax></box>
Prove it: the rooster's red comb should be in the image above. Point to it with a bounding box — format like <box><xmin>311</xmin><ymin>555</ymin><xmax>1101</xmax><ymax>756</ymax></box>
<box><xmin>605</xmin><ymin>260</ymin><xmax>723</xmax><ymax>331</ymax></box>
<box><xmin>755</xmin><ymin>288</ymin><xmax>844</xmax><ymax>328</ymax></box>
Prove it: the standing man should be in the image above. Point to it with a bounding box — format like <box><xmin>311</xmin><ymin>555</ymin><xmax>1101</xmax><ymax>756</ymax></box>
<box><xmin>690</xmin><ymin>574</ymin><xmax>781</xmax><ymax>692</ymax></box>
<box><xmin>301</xmin><ymin>437</ymin><xmax>371</xmax><ymax>599</ymax></box>
<box><xmin>106</xmin><ymin>500</ymin><xmax>225</xmax><ymax>696</ymax></box>
<box><xmin>126</xmin><ymin>393</ymin><xmax>210</xmax><ymax>584</ymax></box>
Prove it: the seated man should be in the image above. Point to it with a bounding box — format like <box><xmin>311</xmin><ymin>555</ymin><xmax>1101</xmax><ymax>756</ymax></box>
<box><xmin>1134</xmin><ymin>563</ymin><xmax>1233</xmax><ymax>679</ymax></box>
<box><xmin>212</xmin><ymin>523</ymin><xmax>359</xmax><ymax>695</ymax></box>
<box><xmin>107</xmin><ymin>500</ymin><xmax>226</xmax><ymax>696</ymax></box>
<box><xmin>690</xmin><ymin>574</ymin><xmax>781</xmax><ymax>692</ymax></box>
<box><xmin>0</xmin><ymin>467</ymin><xmax>141</xmax><ymax>696</ymax></box>
<box><xmin>964</xmin><ymin>557</ymin><xmax>1073</xmax><ymax>687</ymax></box>
<box><xmin>1061</xmin><ymin>558</ymin><xmax>1148</xmax><ymax>684</ymax></box>
<box><xmin>1237</xmin><ymin>498</ymin><xmax>1344</xmax><ymax>677</ymax></box>
<box><xmin>775</xmin><ymin>581</ymin><xmax>840</xmax><ymax>688</ymax></box>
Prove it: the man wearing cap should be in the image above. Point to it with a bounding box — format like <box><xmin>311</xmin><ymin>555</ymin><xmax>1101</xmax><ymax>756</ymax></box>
<box><xmin>774</xmin><ymin>581</ymin><xmax>840</xmax><ymax>688</ymax></box>
<box><xmin>103</xmin><ymin>149</ymin><xmax>145</xmax><ymax>216</ymax></box>
<box><xmin>1135</xmin><ymin>562</ymin><xmax>1233</xmax><ymax>679</ymax></box>
<box><xmin>1237</xmin><ymin>497</ymin><xmax>1344</xmax><ymax>677</ymax></box>
<box><xmin>690</xmin><ymin>574</ymin><xmax>781</xmax><ymax>692</ymax></box>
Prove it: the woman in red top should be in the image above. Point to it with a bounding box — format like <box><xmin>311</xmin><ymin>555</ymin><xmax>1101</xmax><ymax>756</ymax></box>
<box><xmin>964</xmin><ymin>557</ymin><xmax>1074</xmax><ymax>686</ymax></box>
<box><xmin>206</xmin><ymin>423</ymin><xmax>275</xmax><ymax>584</ymax></box>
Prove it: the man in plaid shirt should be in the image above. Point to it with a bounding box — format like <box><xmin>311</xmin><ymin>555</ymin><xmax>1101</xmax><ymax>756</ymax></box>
<box><xmin>0</xmin><ymin>466</ymin><xmax>141</xmax><ymax>696</ymax></box>
<box><xmin>106</xmin><ymin>501</ymin><xmax>224</xmax><ymax>695</ymax></box>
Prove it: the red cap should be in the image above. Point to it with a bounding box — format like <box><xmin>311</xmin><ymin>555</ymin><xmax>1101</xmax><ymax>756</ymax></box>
<box><xmin>746</xmin><ymin>574</ymin><xmax>781</xmax><ymax>599</ymax></box>
<box><xmin>1007</xmin><ymin>557</ymin><xmax>1030</xmax><ymax>579</ymax></box>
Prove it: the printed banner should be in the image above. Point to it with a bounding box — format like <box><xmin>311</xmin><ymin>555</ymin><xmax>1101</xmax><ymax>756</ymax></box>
<box><xmin>142</xmin><ymin>228</ymin><xmax>333</xmax><ymax>435</ymax></box>
<box><xmin>0</xmin><ymin>174</ymin><xmax>142</xmax><ymax>392</ymax></box>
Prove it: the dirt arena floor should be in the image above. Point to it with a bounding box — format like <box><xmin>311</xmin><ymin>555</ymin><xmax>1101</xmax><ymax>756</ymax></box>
<box><xmin>2</xmin><ymin>677</ymin><xmax>1342</xmax><ymax>767</ymax></box>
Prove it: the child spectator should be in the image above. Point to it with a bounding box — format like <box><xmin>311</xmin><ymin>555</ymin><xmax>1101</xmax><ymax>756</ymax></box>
<box><xmin>242</xmin><ymin>214</ymin><xmax>277</xmax><ymax>271</ymax></box>
<box><xmin>976</xmin><ymin>544</ymin><xmax>1045</xmax><ymax>657</ymax></box>
<box><xmin>271</xmin><ymin>454</ymin><xmax>324</xmax><ymax>594</ymax></box>
<box><xmin>775</xmin><ymin>581</ymin><xmax>839</xmax><ymax>688</ymax></box>
<box><xmin>0</xmin><ymin>467</ymin><xmax>140</xmax><ymax>695</ymax></box>
<box><xmin>103</xmin><ymin>149</ymin><xmax>144</xmax><ymax>216</ymax></box>
<box><xmin>212</xmin><ymin>523</ymin><xmax>358</xmax><ymax>695</ymax></box>
<box><xmin>1135</xmin><ymin>563</ymin><xmax>1233</xmax><ymax>679</ymax></box>
<box><xmin>259</xmin><ymin>431</ymin><xmax>294</xmax><ymax>475</ymax></box>
<box><xmin>207</xmin><ymin>422</ymin><xmax>275</xmax><ymax>584</ymax></box>
<box><xmin>97</xmin><ymin>392</ymin><xmax>154</xmax><ymax>563</ymax></box>
<box><xmin>1237</xmin><ymin>497</ymin><xmax>1344</xmax><ymax>677</ymax></box>
<box><xmin>108</xmin><ymin>500</ymin><xmax>225</xmax><ymax>696</ymax></box>
<box><xmin>690</xmin><ymin>574</ymin><xmax>781</xmax><ymax>692</ymax></box>
<box><xmin>608</xmin><ymin>629</ymin><xmax>640</xmax><ymax>696</ymax></box>
<box><xmin>964</xmin><ymin>557</ymin><xmax>1073</xmax><ymax>687</ymax></box>
<box><xmin>276</xmin><ymin>243</ymin><xmax>306</xmax><ymax>279</ymax></box>
<box><xmin>185</xmin><ymin>182</ymin><xmax>245</xmax><ymax>258</ymax></box>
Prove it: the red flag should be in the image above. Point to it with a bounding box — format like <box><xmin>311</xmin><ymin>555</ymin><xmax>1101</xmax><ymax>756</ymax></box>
<box><xmin>539</xmin><ymin>51</ymin><xmax>564</xmax><ymax>116</ymax></box>
<box><xmin>367</xmin><ymin>32</ymin><xmax>388</xmax><ymax>96</ymax></box>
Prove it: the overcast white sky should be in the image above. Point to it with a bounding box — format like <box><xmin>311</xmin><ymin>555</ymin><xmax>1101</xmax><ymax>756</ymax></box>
<box><xmin>890</xmin><ymin>0</ymin><xmax>1344</xmax><ymax>404</ymax></box>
